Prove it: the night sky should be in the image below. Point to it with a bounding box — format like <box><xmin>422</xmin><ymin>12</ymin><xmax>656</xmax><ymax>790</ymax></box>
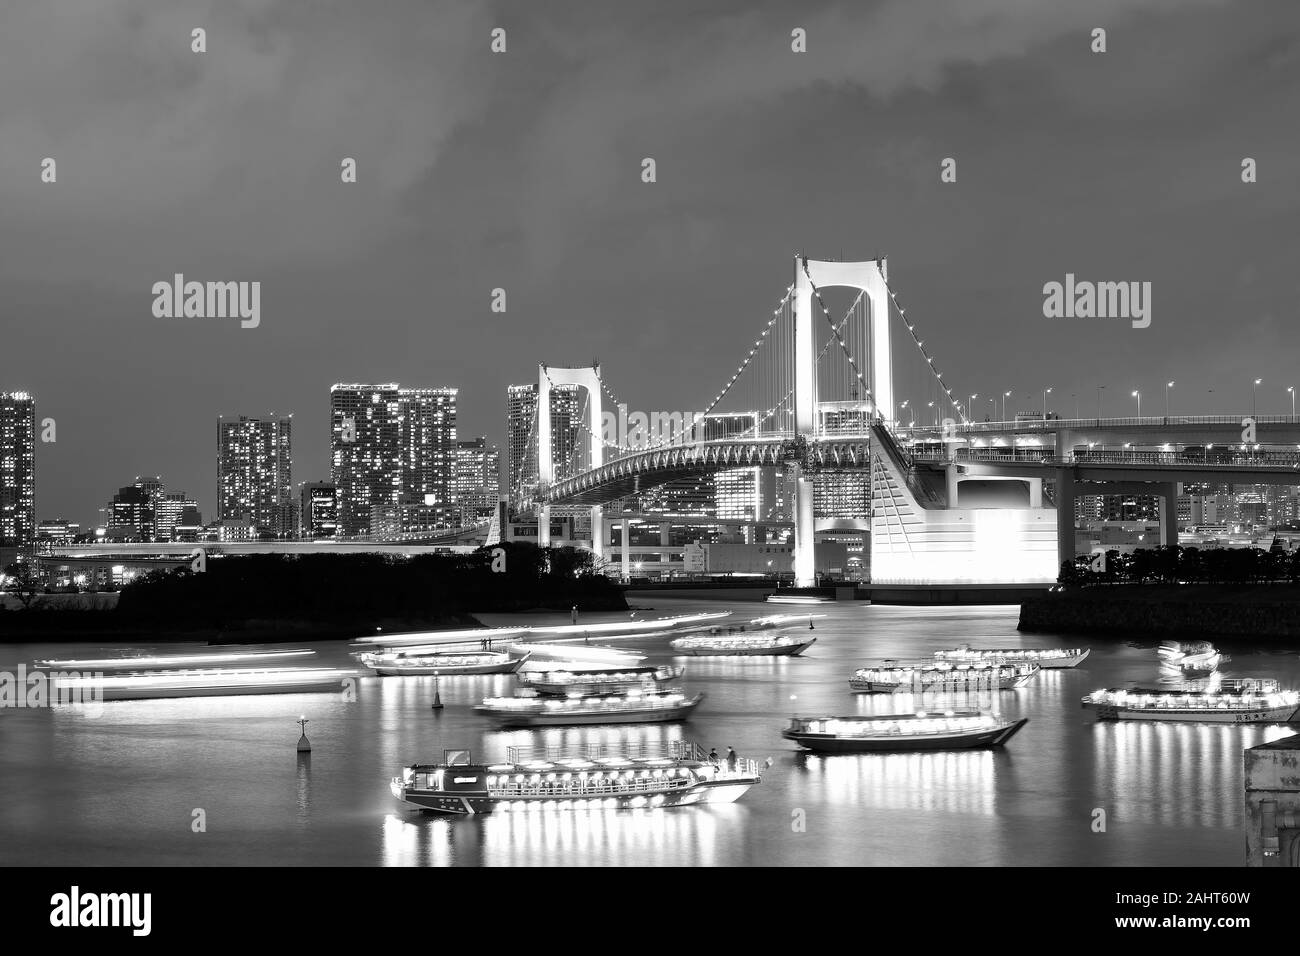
<box><xmin>2</xmin><ymin>0</ymin><xmax>1299</xmax><ymax>526</ymax></box>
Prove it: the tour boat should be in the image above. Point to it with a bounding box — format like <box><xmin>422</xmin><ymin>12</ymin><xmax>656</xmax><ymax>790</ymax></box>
<box><xmin>477</xmin><ymin>689</ymin><xmax>703</xmax><ymax>727</ymax></box>
<box><xmin>782</xmin><ymin>711</ymin><xmax>1029</xmax><ymax>753</ymax></box>
<box><xmin>765</xmin><ymin>594</ymin><xmax>832</xmax><ymax>605</ymax></box>
<box><xmin>32</xmin><ymin>649</ymin><xmax>317</xmax><ymax>671</ymax></box>
<box><xmin>670</xmin><ymin>633</ymin><xmax>817</xmax><ymax>657</ymax></box>
<box><xmin>1157</xmin><ymin>640</ymin><xmax>1227</xmax><ymax>676</ymax></box>
<box><xmin>849</xmin><ymin>659</ymin><xmax>1039</xmax><ymax>693</ymax></box>
<box><xmin>667</xmin><ymin>613</ymin><xmax>821</xmax><ymax>654</ymax></box>
<box><xmin>357</xmin><ymin>648</ymin><xmax>527</xmax><ymax>676</ymax></box>
<box><xmin>515</xmin><ymin>664</ymin><xmax>683</xmax><ymax>695</ymax></box>
<box><xmin>390</xmin><ymin>746</ymin><xmax>763</xmax><ymax>814</ymax></box>
<box><xmin>1082</xmin><ymin>679</ymin><xmax>1300</xmax><ymax>723</ymax></box>
<box><xmin>48</xmin><ymin>666</ymin><xmax>358</xmax><ymax>702</ymax></box>
<box><xmin>934</xmin><ymin>644</ymin><xmax>1090</xmax><ymax>669</ymax></box>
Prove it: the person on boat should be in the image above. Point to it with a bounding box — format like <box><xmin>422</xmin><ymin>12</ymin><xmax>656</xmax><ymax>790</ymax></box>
<box><xmin>726</xmin><ymin>747</ymin><xmax>737</xmax><ymax>771</ymax></box>
<box><xmin>708</xmin><ymin>747</ymin><xmax>719</xmax><ymax>767</ymax></box>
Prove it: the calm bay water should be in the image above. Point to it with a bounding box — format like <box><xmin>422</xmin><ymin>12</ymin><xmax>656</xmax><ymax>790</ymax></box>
<box><xmin>2</xmin><ymin>597</ymin><xmax>1297</xmax><ymax>866</ymax></box>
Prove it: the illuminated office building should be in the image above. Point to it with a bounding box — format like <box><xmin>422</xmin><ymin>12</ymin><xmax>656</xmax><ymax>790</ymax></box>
<box><xmin>217</xmin><ymin>415</ymin><xmax>294</xmax><ymax>536</ymax></box>
<box><xmin>0</xmin><ymin>391</ymin><xmax>36</xmax><ymax>552</ymax></box>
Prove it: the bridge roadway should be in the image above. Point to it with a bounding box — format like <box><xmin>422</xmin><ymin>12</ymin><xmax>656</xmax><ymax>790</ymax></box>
<box><xmin>42</xmin><ymin>539</ymin><xmax>482</xmax><ymax>565</ymax></box>
<box><xmin>543</xmin><ymin>423</ymin><xmax>1300</xmax><ymax>508</ymax></box>
<box><xmin>543</xmin><ymin>434</ymin><xmax>870</xmax><ymax>506</ymax></box>
<box><xmin>906</xmin><ymin>413</ymin><xmax>1300</xmax><ymax>447</ymax></box>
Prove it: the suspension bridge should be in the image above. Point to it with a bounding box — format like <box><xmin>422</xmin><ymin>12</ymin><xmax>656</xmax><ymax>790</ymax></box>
<box><xmin>510</xmin><ymin>255</ymin><xmax>1300</xmax><ymax>588</ymax></box>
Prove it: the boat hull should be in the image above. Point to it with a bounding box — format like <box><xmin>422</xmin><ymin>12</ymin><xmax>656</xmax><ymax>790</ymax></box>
<box><xmin>478</xmin><ymin>696</ymin><xmax>702</xmax><ymax>727</ymax></box>
<box><xmin>935</xmin><ymin>648</ymin><xmax>1090</xmax><ymax>669</ymax></box>
<box><xmin>672</xmin><ymin>638</ymin><xmax>816</xmax><ymax>657</ymax></box>
<box><xmin>76</xmin><ymin>675</ymin><xmax>353</xmax><ymax>702</ymax></box>
<box><xmin>850</xmin><ymin>672</ymin><xmax>1035</xmax><ymax>693</ymax></box>
<box><xmin>783</xmin><ymin>717</ymin><xmax>1028</xmax><ymax>753</ymax></box>
<box><xmin>392</xmin><ymin>776</ymin><xmax>758</xmax><ymax>814</ymax></box>
<box><xmin>371</xmin><ymin>658</ymin><xmax>522</xmax><ymax>676</ymax></box>
<box><xmin>1084</xmin><ymin>702</ymin><xmax>1300</xmax><ymax>723</ymax></box>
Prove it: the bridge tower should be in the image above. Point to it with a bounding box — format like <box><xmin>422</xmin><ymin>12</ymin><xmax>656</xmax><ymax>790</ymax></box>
<box><xmin>536</xmin><ymin>364</ymin><xmax>603</xmax><ymax>556</ymax></box>
<box><xmin>792</xmin><ymin>256</ymin><xmax>892</xmax><ymax>587</ymax></box>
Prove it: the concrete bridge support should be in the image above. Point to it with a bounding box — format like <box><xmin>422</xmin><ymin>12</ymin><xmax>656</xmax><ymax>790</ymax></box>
<box><xmin>1055</xmin><ymin>469</ymin><xmax>1076</xmax><ymax>568</ymax></box>
<box><xmin>621</xmin><ymin>518</ymin><xmax>631</xmax><ymax>582</ymax></box>
<box><xmin>1159</xmin><ymin>481</ymin><xmax>1179</xmax><ymax>547</ymax></box>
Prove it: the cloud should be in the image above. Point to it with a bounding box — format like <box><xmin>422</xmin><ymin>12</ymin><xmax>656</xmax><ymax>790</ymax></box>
<box><xmin>515</xmin><ymin>0</ymin><xmax>1227</xmax><ymax>272</ymax></box>
<box><xmin>0</xmin><ymin>0</ymin><xmax>495</xmax><ymax>285</ymax></box>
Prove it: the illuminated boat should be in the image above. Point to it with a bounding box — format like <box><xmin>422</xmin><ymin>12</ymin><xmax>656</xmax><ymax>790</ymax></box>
<box><xmin>515</xmin><ymin>664</ymin><xmax>683</xmax><ymax>695</ymax></box>
<box><xmin>782</xmin><ymin>711</ymin><xmax>1029</xmax><ymax>753</ymax></box>
<box><xmin>476</xmin><ymin>689</ymin><xmax>703</xmax><ymax>726</ymax></box>
<box><xmin>849</xmin><ymin>659</ymin><xmax>1039</xmax><ymax>693</ymax></box>
<box><xmin>1157</xmin><ymin>640</ymin><xmax>1226</xmax><ymax>676</ymax></box>
<box><xmin>765</xmin><ymin>594</ymin><xmax>832</xmax><ymax>605</ymax></box>
<box><xmin>49</xmin><ymin>666</ymin><xmax>358</xmax><ymax>702</ymax></box>
<box><xmin>32</xmin><ymin>649</ymin><xmax>317</xmax><ymax>671</ymax></box>
<box><xmin>1082</xmin><ymin>679</ymin><xmax>1300</xmax><ymax>723</ymax></box>
<box><xmin>390</xmin><ymin>746</ymin><xmax>762</xmax><ymax>814</ymax></box>
<box><xmin>357</xmin><ymin>649</ymin><xmax>527</xmax><ymax>676</ymax></box>
<box><xmin>669</xmin><ymin>614</ymin><xmax>822</xmax><ymax>656</ymax></box>
<box><xmin>934</xmin><ymin>644</ymin><xmax>1090</xmax><ymax>669</ymax></box>
<box><xmin>671</xmin><ymin>634</ymin><xmax>816</xmax><ymax>657</ymax></box>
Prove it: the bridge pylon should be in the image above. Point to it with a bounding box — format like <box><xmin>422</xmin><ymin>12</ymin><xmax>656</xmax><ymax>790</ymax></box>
<box><xmin>537</xmin><ymin>363</ymin><xmax>604</xmax><ymax>556</ymax></box>
<box><xmin>792</xmin><ymin>255</ymin><xmax>891</xmax><ymax>586</ymax></box>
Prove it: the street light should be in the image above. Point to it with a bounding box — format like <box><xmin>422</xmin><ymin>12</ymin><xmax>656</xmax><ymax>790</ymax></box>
<box><xmin>1289</xmin><ymin>386</ymin><xmax>1296</xmax><ymax>418</ymax></box>
<box><xmin>1096</xmin><ymin>385</ymin><xmax>1105</xmax><ymax>422</ymax></box>
<box><xmin>1042</xmin><ymin>387</ymin><xmax>1052</xmax><ymax>420</ymax></box>
<box><xmin>1003</xmin><ymin>390</ymin><xmax>1012</xmax><ymax>422</ymax></box>
<box><xmin>1253</xmin><ymin>378</ymin><xmax>1262</xmax><ymax>418</ymax></box>
<box><xmin>1131</xmin><ymin>389</ymin><xmax>1141</xmax><ymax>417</ymax></box>
<box><xmin>1165</xmin><ymin>381</ymin><xmax>1174</xmax><ymax>418</ymax></box>
<box><xmin>928</xmin><ymin>401</ymin><xmax>936</xmax><ymax>425</ymax></box>
<box><xmin>988</xmin><ymin>396</ymin><xmax>995</xmax><ymax>421</ymax></box>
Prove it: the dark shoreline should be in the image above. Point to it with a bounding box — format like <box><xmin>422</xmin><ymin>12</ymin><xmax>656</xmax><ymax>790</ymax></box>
<box><xmin>1020</xmin><ymin>584</ymin><xmax>1300</xmax><ymax>641</ymax></box>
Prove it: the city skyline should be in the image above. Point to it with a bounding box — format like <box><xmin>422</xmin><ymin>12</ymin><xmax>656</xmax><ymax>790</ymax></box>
<box><xmin>4</xmin><ymin>1</ymin><xmax>1300</xmax><ymax>529</ymax></box>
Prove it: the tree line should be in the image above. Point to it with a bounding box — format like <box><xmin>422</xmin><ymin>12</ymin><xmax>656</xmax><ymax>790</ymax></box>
<box><xmin>1060</xmin><ymin>544</ymin><xmax>1300</xmax><ymax>586</ymax></box>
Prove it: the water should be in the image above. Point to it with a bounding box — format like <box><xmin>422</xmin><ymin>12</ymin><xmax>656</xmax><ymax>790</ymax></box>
<box><xmin>1</xmin><ymin>598</ymin><xmax>1296</xmax><ymax>866</ymax></box>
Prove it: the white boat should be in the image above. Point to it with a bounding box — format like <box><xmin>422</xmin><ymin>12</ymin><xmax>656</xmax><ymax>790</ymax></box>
<box><xmin>49</xmin><ymin>666</ymin><xmax>358</xmax><ymax>702</ymax></box>
<box><xmin>765</xmin><ymin>594</ymin><xmax>832</xmax><ymax>605</ymax></box>
<box><xmin>1157</xmin><ymin>640</ymin><xmax>1226</xmax><ymax>675</ymax></box>
<box><xmin>358</xmin><ymin>649</ymin><xmax>526</xmax><ymax>676</ymax></box>
<box><xmin>476</xmin><ymin>689</ymin><xmax>703</xmax><ymax>727</ymax></box>
<box><xmin>671</xmin><ymin>634</ymin><xmax>817</xmax><ymax>657</ymax></box>
<box><xmin>391</xmin><ymin>744</ymin><xmax>761</xmax><ymax>814</ymax></box>
<box><xmin>1082</xmin><ymin>679</ymin><xmax>1300</xmax><ymax>723</ymax></box>
<box><xmin>934</xmin><ymin>644</ymin><xmax>1090</xmax><ymax>669</ymax></box>
<box><xmin>850</xmin><ymin>659</ymin><xmax>1039</xmax><ymax>693</ymax></box>
<box><xmin>783</xmin><ymin>711</ymin><xmax>1028</xmax><ymax>752</ymax></box>
<box><xmin>515</xmin><ymin>664</ymin><xmax>683</xmax><ymax>695</ymax></box>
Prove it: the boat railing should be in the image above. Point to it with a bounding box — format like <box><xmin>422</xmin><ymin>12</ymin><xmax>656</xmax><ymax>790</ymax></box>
<box><xmin>488</xmin><ymin>775</ymin><xmax>694</xmax><ymax>798</ymax></box>
<box><xmin>505</xmin><ymin>741</ymin><xmax>694</xmax><ymax>765</ymax></box>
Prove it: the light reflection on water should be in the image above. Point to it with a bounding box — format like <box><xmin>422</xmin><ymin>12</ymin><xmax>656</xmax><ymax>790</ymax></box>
<box><xmin>1</xmin><ymin>599</ymin><xmax>1296</xmax><ymax>866</ymax></box>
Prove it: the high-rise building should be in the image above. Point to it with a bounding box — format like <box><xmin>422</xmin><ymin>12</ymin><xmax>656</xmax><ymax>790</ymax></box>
<box><xmin>154</xmin><ymin>491</ymin><xmax>200</xmax><ymax>541</ymax></box>
<box><xmin>706</xmin><ymin>413</ymin><xmax>761</xmax><ymax>521</ymax></box>
<box><xmin>330</xmin><ymin>384</ymin><xmax>458</xmax><ymax>536</ymax></box>
<box><xmin>299</xmin><ymin>481</ymin><xmax>338</xmax><ymax>539</ymax></box>
<box><xmin>398</xmin><ymin>387</ymin><xmax>458</xmax><ymax>507</ymax></box>
<box><xmin>0</xmin><ymin>391</ymin><xmax>36</xmax><ymax>552</ymax></box>
<box><xmin>454</xmin><ymin>437</ymin><xmax>500</xmax><ymax>522</ymax></box>
<box><xmin>108</xmin><ymin>484</ymin><xmax>154</xmax><ymax>540</ymax></box>
<box><xmin>506</xmin><ymin>383</ymin><xmax>581</xmax><ymax>502</ymax></box>
<box><xmin>217</xmin><ymin>415</ymin><xmax>294</xmax><ymax>536</ymax></box>
<box><xmin>331</xmin><ymin>384</ymin><xmax>401</xmax><ymax>536</ymax></box>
